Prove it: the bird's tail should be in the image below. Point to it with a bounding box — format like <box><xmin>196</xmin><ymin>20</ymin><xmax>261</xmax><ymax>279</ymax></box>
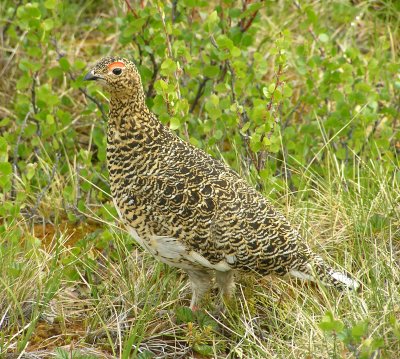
<box><xmin>289</xmin><ymin>254</ymin><xmax>360</xmax><ymax>291</ymax></box>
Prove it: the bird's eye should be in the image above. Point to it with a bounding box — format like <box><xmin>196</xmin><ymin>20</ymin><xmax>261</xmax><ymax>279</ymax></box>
<box><xmin>112</xmin><ymin>68</ymin><xmax>122</xmax><ymax>75</ymax></box>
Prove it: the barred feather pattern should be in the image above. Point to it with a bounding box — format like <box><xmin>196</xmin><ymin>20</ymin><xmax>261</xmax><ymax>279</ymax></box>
<box><xmin>85</xmin><ymin>56</ymin><xmax>359</xmax><ymax>307</ymax></box>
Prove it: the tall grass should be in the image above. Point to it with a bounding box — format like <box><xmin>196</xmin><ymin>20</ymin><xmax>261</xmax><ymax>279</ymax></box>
<box><xmin>1</xmin><ymin>131</ymin><xmax>399</xmax><ymax>358</ymax></box>
<box><xmin>0</xmin><ymin>0</ymin><xmax>399</xmax><ymax>357</ymax></box>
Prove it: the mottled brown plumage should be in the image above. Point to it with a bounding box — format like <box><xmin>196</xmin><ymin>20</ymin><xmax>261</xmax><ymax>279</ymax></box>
<box><xmin>84</xmin><ymin>56</ymin><xmax>359</xmax><ymax>309</ymax></box>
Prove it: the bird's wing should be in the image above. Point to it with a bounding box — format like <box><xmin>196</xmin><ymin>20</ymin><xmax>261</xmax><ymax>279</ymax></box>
<box><xmin>132</xmin><ymin>137</ymin><xmax>303</xmax><ymax>272</ymax></box>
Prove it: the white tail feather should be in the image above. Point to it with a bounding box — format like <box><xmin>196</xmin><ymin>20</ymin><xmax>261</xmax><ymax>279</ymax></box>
<box><xmin>289</xmin><ymin>268</ymin><xmax>360</xmax><ymax>291</ymax></box>
<box><xmin>331</xmin><ymin>271</ymin><xmax>360</xmax><ymax>290</ymax></box>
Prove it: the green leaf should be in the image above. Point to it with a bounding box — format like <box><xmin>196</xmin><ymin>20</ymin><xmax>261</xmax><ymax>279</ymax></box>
<box><xmin>0</xmin><ymin>118</ymin><xmax>10</xmax><ymax>128</ymax></box>
<box><xmin>205</xmin><ymin>10</ymin><xmax>219</xmax><ymax>32</ymax></box>
<box><xmin>250</xmin><ymin>134</ymin><xmax>262</xmax><ymax>153</ymax></box>
<box><xmin>283</xmin><ymin>85</ymin><xmax>293</xmax><ymax>98</ymax></box>
<box><xmin>0</xmin><ymin>137</ymin><xmax>8</xmax><ymax>162</ymax></box>
<box><xmin>0</xmin><ymin>162</ymin><xmax>12</xmax><ymax>189</ymax></box>
<box><xmin>59</xmin><ymin>57</ymin><xmax>70</xmax><ymax>71</ymax></box>
<box><xmin>259</xmin><ymin>168</ymin><xmax>269</xmax><ymax>180</ymax></box>
<box><xmin>273</xmin><ymin>89</ymin><xmax>282</xmax><ymax>101</ymax></box>
<box><xmin>204</xmin><ymin>65</ymin><xmax>220</xmax><ymax>78</ymax></box>
<box><xmin>216</xmin><ymin>35</ymin><xmax>234</xmax><ymax>50</ymax></box>
<box><xmin>214</xmin><ymin>129</ymin><xmax>223</xmax><ymax>140</ymax></box>
<box><xmin>16</xmin><ymin>74</ymin><xmax>32</xmax><ymax>90</ymax></box>
<box><xmin>319</xmin><ymin>312</ymin><xmax>344</xmax><ymax>333</ymax></box>
<box><xmin>240</xmin><ymin>122</ymin><xmax>250</xmax><ymax>135</ymax></box>
<box><xmin>210</xmin><ymin>94</ymin><xmax>219</xmax><ymax>106</ymax></box>
<box><xmin>157</xmin><ymin>79</ymin><xmax>169</xmax><ymax>91</ymax></box>
<box><xmin>268</xmin><ymin>83</ymin><xmax>275</xmax><ymax>93</ymax></box>
<box><xmin>238</xmin><ymin>2</ymin><xmax>264</xmax><ymax>19</ymax></box>
<box><xmin>122</xmin><ymin>18</ymin><xmax>146</xmax><ymax>37</ymax></box>
<box><xmin>195</xmin><ymin>311</ymin><xmax>218</xmax><ymax>330</ymax></box>
<box><xmin>262</xmin><ymin>87</ymin><xmax>270</xmax><ymax>98</ymax></box>
<box><xmin>47</xmin><ymin>67</ymin><xmax>63</xmax><ymax>78</ymax></box>
<box><xmin>26</xmin><ymin>163</ymin><xmax>36</xmax><ymax>180</ymax></box>
<box><xmin>44</xmin><ymin>0</ymin><xmax>57</xmax><ymax>9</ymax></box>
<box><xmin>193</xmin><ymin>344</ymin><xmax>213</xmax><ymax>356</ymax></box>
<box><xmin>230</xmin><ymin>46</ymin><xmax>241</xmax><ymax>57</ymax></box>
<box><xmin>42</xmin><ymin>18</ymin><xmax>54</xmax><ymax>31</ymax></box>
<box><xmin>318</xmin><ymin>33</ymin><xmax>329</xmax><ymax>43</ymax></box>
<box><xmin>46</xmin><ymin>114</ymin><xmax>55</xmax><ymax>124</ymax></box>
<box><xmin>175</xmin><ymin>306</ymin><xmax>194</xmax><ymax>323</ymax></box>
<box><xmin>169</xmin><ymin>117</ymin><xmax>181</xmax><ymax>130</ymax></box>
<box><xmin>351</xmin><ymin>321</ymin><xmax>368</xmax><ymax>338</ymax></box>
<box><xmin>24</xmin><ymin>3</ymin><xmax>42</xmax><ymax>19</ymax></box>
<box><xmin>160</xmin><ymin>58</ymin><xmax>177</xmax><ymax>76</ymax></box>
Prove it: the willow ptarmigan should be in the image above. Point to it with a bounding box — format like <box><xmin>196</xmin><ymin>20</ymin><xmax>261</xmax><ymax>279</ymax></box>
<box><xmin>84</xmin><ymin>56</ymin><xmax>359</xmax><ymax>309</ymax></box>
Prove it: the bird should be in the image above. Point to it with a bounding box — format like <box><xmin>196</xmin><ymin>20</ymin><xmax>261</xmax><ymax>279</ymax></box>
<box><xmin>84</xmin><ymin>56</ymin><xmax>359</xmax><ymax>310</ymax></box>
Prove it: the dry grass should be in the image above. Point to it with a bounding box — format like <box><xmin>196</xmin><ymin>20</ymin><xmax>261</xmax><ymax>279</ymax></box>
<box><xmin>1</xmin><ymin>157</ymin><xmax>399</xmax><ymax>358</ymax></box>
<box><xmin>1</xmin><ymin>0</ymin><xmax>399</xmax><ymax>358</ymax></box>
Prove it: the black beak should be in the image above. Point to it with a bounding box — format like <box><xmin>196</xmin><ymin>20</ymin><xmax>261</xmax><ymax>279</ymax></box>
<box><xmin>84</xmin><ymin>71</ymin><xmax>100</xmax><ymax>81</ymax></box>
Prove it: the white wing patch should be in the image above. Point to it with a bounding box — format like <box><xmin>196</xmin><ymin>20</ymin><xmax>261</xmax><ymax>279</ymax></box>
<box><xmin>289</xmin><ymin>270</ymin><xmax>315</xmax><ymax>281</ymax></box>
<box><xmin>129</xmin><ymin>227</ymin><xmax>233</xmax><ymax>271</ymax></box>
<box><xmin>113</xmin><ymin>198</ymin><xmax>233</xmax><ymax>271</ymax></box>
<box><xmin>150</xmin><ymin>235</ymin><xmax>187</xmax><ymax>259</ymax></box>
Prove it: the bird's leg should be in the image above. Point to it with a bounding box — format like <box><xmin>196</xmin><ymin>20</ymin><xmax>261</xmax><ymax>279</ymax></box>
<box><xmin>185</xmin><ymin>269</ymin><xmax>213</xmax><ymax>311</ymax></box>
<box><xmin>215</xmin><ymin>270</ymin><xmax>235</xmax><ymax>308</ymax></box>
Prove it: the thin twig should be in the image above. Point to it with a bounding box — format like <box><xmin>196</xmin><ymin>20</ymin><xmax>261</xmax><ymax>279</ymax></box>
<box><xmin>266</xmin><ymin>63</ymin><xmax>283</xmax><ymax>112</ymax></box>
<box><xmin>31</xmin><ymin>73</ymin><xmax>39</xmax><ymax>115</ymax></box>
<box><xmin>293</xmin><ymin>1</ymin><xmax>325</xmax><ymax>58</ymax></box>
<box><xmin>157</xmin><ymin>4</ymin><xmax>174</xmax><ymax>60</ymax></box>
<box><xmin>78</xmin><ymin>87</ymin><xmax>108</xmax><ymax>122</ymax></box>
<box><xmin>241</xmin><ymin>8</ymin><xmax>259</xmax><ymax>32</ymax></box>
<box><xmin>172</xmin><ymin>0</ymin><xmax>179</xmax><ymax>23</ymax></box>
<box><xmin>31</xmin><ymin>72</ymin><xmax>41</xmax><ymax>157</ymax></box>
<box><xmin>28</xmin><ymin>153</ymin><xmax>60</xmax><ymax>217</ymax></box>
<box><xmin>11</xmin><ymin>111</ymin><xmax>31</xmax><ymax>201</ymax></box>
<box><xmin>239</xmin><ymin>0</ymin><xmax>249</xmax><ymax>30</ymax></box>
<box><xmin>0</xmin><ymin>30</ymin><xmax>28</xmax><ymax>77</ymax></box>
<box><xmin>146</xmin><ymin>52</ymin><xmax>159</xmax><ymax>98</ymax></box>
<box><xmin>189</xmin><ymin>77</ymin><xmax>209</xmax><ymax>113</ymax></box>
<box><xmin>257</xmin><ymin>53</ymin><xmax>286</xmax><ymax>172</ymax></box>
<box><xmin>1</xmin><ymin>0</ymin><xmax>23</xmax><ymax>40</ymax></box>
<box><xmin>124</xmin><ymin>0</ymin><xmax>139</xmax><ymax>18</ymax></box>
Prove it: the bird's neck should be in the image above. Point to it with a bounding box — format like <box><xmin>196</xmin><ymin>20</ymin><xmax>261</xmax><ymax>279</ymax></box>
<box><xmin>107</xmin><ymin>94</ymin><xmax>170</xmax><ymax>153</ymax></box>
<box><xmin>109</xmin><ymin>93</ymin><xmax>157</xmax><ymax>129</ymax></box>
<box><xmin>106</xmin><ymin>93</ymin><xmax>173</xmax><ymax>194</ymax></box>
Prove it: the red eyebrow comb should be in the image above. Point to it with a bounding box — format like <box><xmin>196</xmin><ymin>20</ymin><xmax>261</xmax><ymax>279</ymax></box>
<box><xmin>108</xmin><ymin>61</ymin><xmax>125</xmax><ymax>70</ymax></box>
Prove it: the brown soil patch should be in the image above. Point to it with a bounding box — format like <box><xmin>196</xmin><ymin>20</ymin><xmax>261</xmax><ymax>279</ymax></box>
<box><xmin>26</xmin><ymin>320</ymin><xmax>85</xmax><ymax>351</ymax></box>
<box><xmin>32</xmin><ymin>222</ymin><xmax>102</xmax><ymax>249</ymax></box>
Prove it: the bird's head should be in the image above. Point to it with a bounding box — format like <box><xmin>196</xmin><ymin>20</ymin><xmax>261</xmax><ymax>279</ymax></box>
<box><xmin>84</xmin><ymin>56</ymin><xmax>143</xmax><ymax>98</ymax></box>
